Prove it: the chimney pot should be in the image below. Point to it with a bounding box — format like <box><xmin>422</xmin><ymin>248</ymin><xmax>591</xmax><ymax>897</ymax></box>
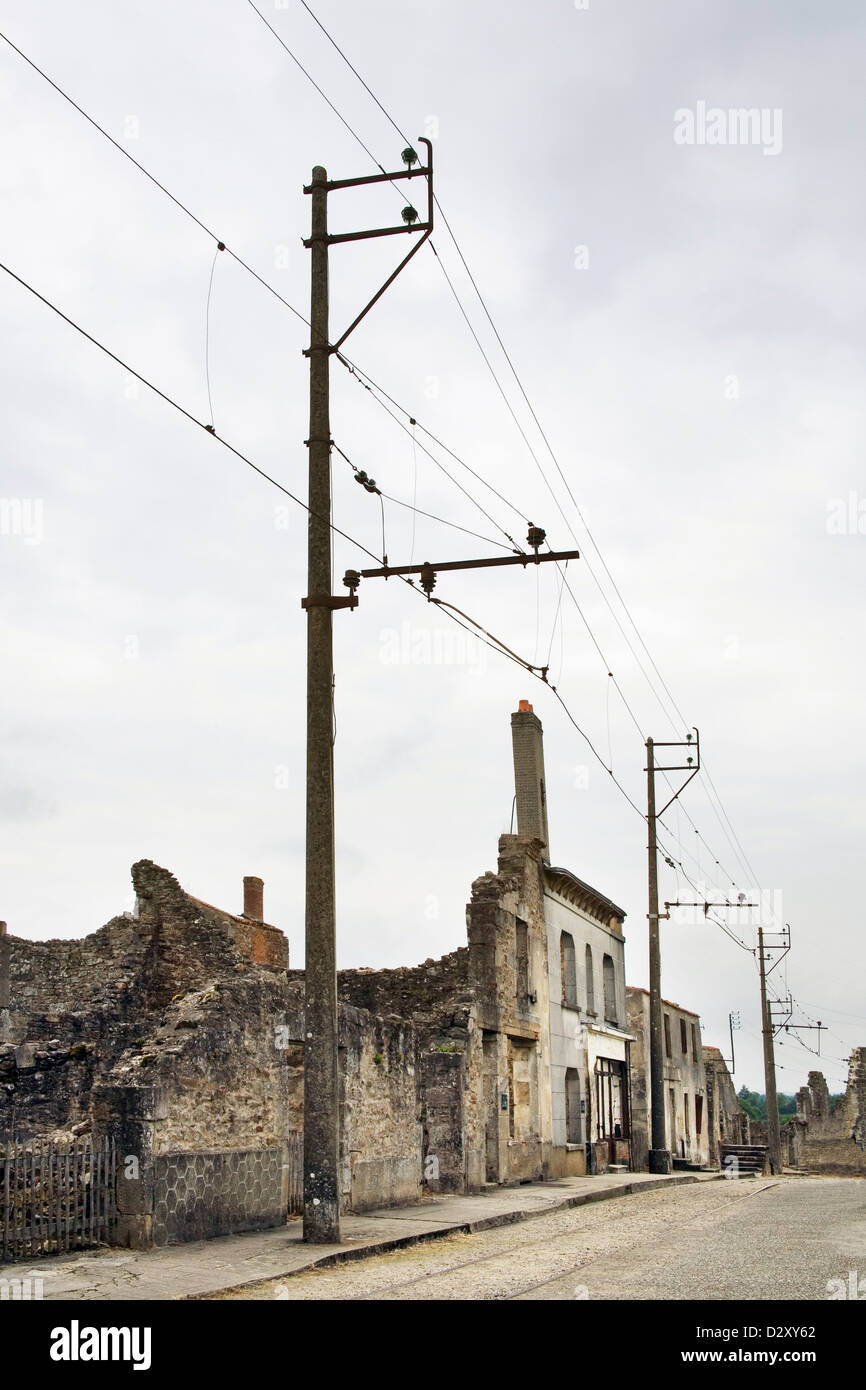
<box><xmin>0</xmin><ymin>921</ymin><xmax>6</xmax><ymax>936</ymax></box>
<box><xmin>243</xmin><ymin>876</ymin><xmax>264</xmax><ymax>922</ymax></box>
<box><xmin>517</xmin><ymin>699</ymin><xmax>533</xmax><ymax>713</ymax></box>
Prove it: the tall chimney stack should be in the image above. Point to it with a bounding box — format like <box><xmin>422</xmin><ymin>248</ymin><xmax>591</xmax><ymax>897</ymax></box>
<box><xmin>511</xmin><ymin>700</ymin><xmax>550</xmax><ymax>861</ymax></box>
<box><xmin>243</xmin><ymin>876</ymin><xmax>264</xmax><ymax>922</ymax></box>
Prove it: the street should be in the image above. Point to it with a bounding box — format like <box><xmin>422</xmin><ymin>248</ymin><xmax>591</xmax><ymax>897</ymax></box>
<box><xmin>214</xmin><ymin>1177</ymin><xmax>866</xmax><ymax>1301</ymax></box>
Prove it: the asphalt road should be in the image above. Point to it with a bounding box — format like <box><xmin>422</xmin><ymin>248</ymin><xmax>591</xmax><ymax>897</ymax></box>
<box><xmin>215</xmin><ymin>1176</ymin><xmax>866</xmax><ymax>1301</ymax></box>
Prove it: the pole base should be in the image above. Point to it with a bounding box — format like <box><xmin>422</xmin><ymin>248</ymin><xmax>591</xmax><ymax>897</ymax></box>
<box><xmin>648</xmin><ymin>1148</ymin><xmax>672</xmax><ymax>1174</ymax></box>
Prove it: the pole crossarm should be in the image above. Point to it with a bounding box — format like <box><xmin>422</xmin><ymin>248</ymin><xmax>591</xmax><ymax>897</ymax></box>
<box><xmin>647</xmin><ymin>729</ymin><xmax>700</xmax><ymax>817</ymax></box>
<box><xmin>303</xmin><ymin>138</ymin><xmax>434</xmax><ymax>351</ymax></box>
<box><xmin>342</xmin><ymin>524</ymin><xmax>577</xmax><ymax>600</ymax></box>
<box><xmin>769</xmin><ymin>995</ymin><xmax>793</xmax><ymax>1034</ymax></box>
<box><xmin>664</xmin><ymin>899</ymin><xmax>758</xmax><ymax>915</ymax></box>
<box><xmin>345</xmin><ymin>548</ymin><xmax>579</xmax><ymax>596</ymax></box>
<box><xmin>761</xmin><ymin>924</ymin><xmax>791</xmax><ymax>976</ymax></box>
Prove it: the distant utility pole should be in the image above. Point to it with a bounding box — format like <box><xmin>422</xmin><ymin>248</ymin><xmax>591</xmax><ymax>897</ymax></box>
<box><xmin>727</xmin><ymin>1010</ymin><xmax>741</xmax><ymax>1075</ymax></box>
<box><xmin>645</xmin><ymin>731</ymin><xmax>699</xmax><ymax>1174</ymax></box>
<box><xmin>755</xmin><ymin>921</ymin><xmax>822</xmax><ymax>1176</ymax></box>
<box><xmin>300</xmin><ymin>144</ymin><xmax>579</xmax><ymax>1243</ymax></box>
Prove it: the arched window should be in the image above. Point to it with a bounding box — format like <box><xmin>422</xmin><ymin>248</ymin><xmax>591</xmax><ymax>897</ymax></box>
<box><xmin>585</xmin><ymin>944</ymin><xmax>595</xmax><ymax>1014</ymax></box>
<box><xmin>565</xmin><ymin>1067</ymin><xmax>582</xmax><ymax>1144</ymax></box>
<box><xmin>560</xmin><ymin>931</ymin><xmax>577</xmax><ymax>1008</ymax></box>
<box><xmin>603</xmin><ymin>953</ymin><xmax>617</xmax><ymax>1025</ymax></box>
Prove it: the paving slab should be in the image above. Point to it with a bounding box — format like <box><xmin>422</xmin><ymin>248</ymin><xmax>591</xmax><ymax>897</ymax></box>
<box><xmin>0</xmin><ymin>1169</ymin><xmax>713</xmax><ymax>1301</ymax></box>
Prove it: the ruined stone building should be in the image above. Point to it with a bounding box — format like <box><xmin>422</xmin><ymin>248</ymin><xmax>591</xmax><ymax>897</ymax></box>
<box><xmin>0</xmin><ymin>700</ymin><xmax>753</xmax><ymax>1251</ymax></box>
<box><xmin>626</xmin><ymin>987</ymin><xmax>710</xmax><ymax>1169</ymax></box>
<box><xmin>702</xmin><ymin>1044</ymin><xmax>750</xmax><ymax>1165</ymax></box>
<box><xmin>790</xmin><ymin>1050</ymin><xmax>866</xmax><ymax>1173</ymax></box>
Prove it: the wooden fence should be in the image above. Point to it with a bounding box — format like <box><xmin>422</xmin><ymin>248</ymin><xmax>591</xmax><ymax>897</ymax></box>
<box><xmin>1</xmin><ymin>1138</ymin><xmax>116</xmax><ymax>1260</ymax></box>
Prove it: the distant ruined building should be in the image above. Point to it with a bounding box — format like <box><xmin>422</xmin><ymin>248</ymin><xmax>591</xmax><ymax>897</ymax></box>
<box><xmin>790</xmin><ymin>1051</ymin><xmax>866</xmax><ymax>1174</ymax></box>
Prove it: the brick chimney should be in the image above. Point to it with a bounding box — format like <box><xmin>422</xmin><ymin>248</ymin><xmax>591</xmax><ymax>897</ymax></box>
<box><xmin>511</xmin><ymin>700</ymin><xmax>550</xmax><ymax>861</ymax></box>
<box><xmin>243</xmin><ymin>876</ymin><xmax>264</xmax><ymax>922</ymax></box>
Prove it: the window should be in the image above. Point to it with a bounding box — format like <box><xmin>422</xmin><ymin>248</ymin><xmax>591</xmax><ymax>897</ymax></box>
<box><xmin>695</xmin><ymin>1095</ymin><xmax>703</xmax><ymax>1136</ymax></box>
<box><xmin>602</xmin><ymin>954</ymin><xmax>617</xmax><ymax>1025</ymax></box>
<box><xmin>680</xmin><ymin>1018</ymin><xmax>688</xmax><ymax>1054</ymax></box>
<box><xmin>684</xmin><ymin>1092</ymin><xmax>691</xmax><ymax>1140</ymax></box>
<box><xmin>664</xmin><ymin>1013</ymin><xmax>672</xmax><ymax>1058</ymax></box>
<box><xmin>560</xmin><ymin>932</ymin><xmax>578</xmax><ymax>1009</ymax></box>
<box><xmin>515</xmin><ymin>919</ymin><xmax>529</xmax><ymax>1005</ymax></box>
<box><xmin>585</xmin><ymin>945</ymin><xmax>595</xmax><ymax>1014</ymax></box>
<box><xmin>691</xmin><ymin>1023</ymin><xmax>698</xmax><ymax>1059</ymax></box>
<box><xmin>565</xmin><ymin>1067</ymin><xmax>581</xmax><ymax>1143</ymax></box>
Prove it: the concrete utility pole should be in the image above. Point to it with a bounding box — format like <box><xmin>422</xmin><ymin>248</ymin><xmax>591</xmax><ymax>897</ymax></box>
<box><xmin>758</xmin><ymin>926</ymin><xmax>783</xmax><ymax>1175</ymax></box>
<box><xmin>646</xmin><ymin>738</ymin><xmax>669</xmax><ymax>1173</ymax></box>
<box><xmin>297</xmin><ymin>144</ymin><xmax>581</xmax><ymax>1240</ymax></box>
<box><xmin>644</xmin><ymin>731</ymin><xmax>700</xmax><ymax>1174</ymax></box>
<box><xmin>299</xmin><ymin>143</ymin><xmax>434</xmax><ymax>1243</ymax></box>
<box><xmin>302</xmin><ymin>165</ymin><xmax>341</xmax><ymax>1243</ymax></box>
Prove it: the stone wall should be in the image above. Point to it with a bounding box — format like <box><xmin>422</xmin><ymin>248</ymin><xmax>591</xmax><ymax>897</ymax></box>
<box><xmin>1</xmin><ymin>861</ymin><xmax>456</xmax><ymax>1246</ymax></box>
<box><xmin>337</xmin><ymin>951</ymin><xmax>484</xmax><ymax>1198</ymax></box>
<box><xmin>702</xmin><ymin>1046</ymin><xmax>749</xmax><ymax>1168</ymax></box>
<box><xmin>795</xmin><ymin>1050</ymin><xmax>866</xmax><ymax>1174</ymax></box>
<box><xmin>0</xmin><ymin>861</ymin><xmax>290</xmax><ymax>1146</ymax></box>
<box><xmin>627</xmin><ymin>988</ymin><xmax>711</xmax><ymax>1168</ymax></box>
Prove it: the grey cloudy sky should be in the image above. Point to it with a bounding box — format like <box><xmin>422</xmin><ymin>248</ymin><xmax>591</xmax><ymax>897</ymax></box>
<box><xmin>2</xmin><ymin>0</ymin><xmax>864</xmax><ymax>1095</ymax></box>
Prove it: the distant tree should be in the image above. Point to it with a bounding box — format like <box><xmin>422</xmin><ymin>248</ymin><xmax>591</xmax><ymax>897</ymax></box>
<box><xmin>738</xmin><ymin>1086</ymin><xmax>801</xmax><ymax>1124</ymax></box>
<box><xmin>737</xmin><ymin>1085</ymin><xmax>765</xmax><ymax>1122</ymax></box>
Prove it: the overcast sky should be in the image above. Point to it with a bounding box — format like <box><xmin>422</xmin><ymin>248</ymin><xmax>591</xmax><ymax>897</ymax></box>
<box><xmin>2</xmin><ymin>0</ymin><xmax>864</xmax><ymax>1095</ymax></box>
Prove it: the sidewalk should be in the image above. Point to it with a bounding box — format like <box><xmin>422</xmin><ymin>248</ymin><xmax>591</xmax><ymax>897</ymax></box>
<box><xmin>2</xmin><ymin>1170</ymin><xmax>717</xmax><ymax>1301</ymax></box>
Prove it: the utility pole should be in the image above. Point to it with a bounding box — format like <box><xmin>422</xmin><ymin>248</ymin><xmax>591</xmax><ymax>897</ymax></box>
<box><xmin>727</xmin><ymin>1010</ymin><xmax>741</xmax><ymax>1075</ymax></box>
<box><xmin>297</xmin><ymin>143</ymin><xmax>584</xmax><ymax>1241</ymax></box>
<box><xmin>758</xmin><ymin>926</ymin><xmax>783</xmax><ymax>1175</ymax></box>
<box><xmin>302</xmin><ymin>165</ymin><xmax>342</xmax><ymax>1243</ymax></box>
<box><xmin>300</xmin><ymin>144</ymin><xmax>436</xmax><ymax>1243</ymax></box>
<box><xmin>645</xmin><ymin>731</ymin><xmax>700</xmax><ymax>1175</ymax></box>
<box><xmin>646</xmin><ymin>738</ymin><xmax>668</xmax><ymax>1173</ymax></box>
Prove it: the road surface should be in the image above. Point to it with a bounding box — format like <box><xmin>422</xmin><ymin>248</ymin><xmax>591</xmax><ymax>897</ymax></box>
<box><xmin>213</xmin><ymin>1176</ymin><xmax>866</xmax><ymax>1301</ymax></box>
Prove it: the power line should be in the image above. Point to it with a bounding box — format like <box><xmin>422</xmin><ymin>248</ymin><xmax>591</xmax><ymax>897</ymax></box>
<box><xmin>0</xmin><ymin>27</ymin><xmax>310</xmax><ymax>330</ymax></box>
<box><xmin>4</xmin><ymin>17</ymin><xmax>774</xmax><ymax>928</ymax></box>
<box><xmin>246</xmin><ymin>1</ymin><xmax>391</xmax><ymax>179</ymax></box>
<box><xmin>283</xmin><ymin>2</ymin><xmax>771</xmax><ymax>907</ymax></box>
<box><xmin>332</xmin><ymin>441</ymin><xmax>515</xmax><ymax>552</ymax></box>
<box><xmin>0</xmin><ymin>258</ymin><xmax>370</xmax><ymax>562</ymax></box>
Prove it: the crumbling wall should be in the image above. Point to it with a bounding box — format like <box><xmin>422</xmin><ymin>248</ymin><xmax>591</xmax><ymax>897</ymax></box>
<box><xmin>337</xmin><ymin>950</ymin><xmax>470</xmax><ymax>1018</ymax></box>
<box><xmin>702</xmin><ymin>1046</ymin><xmax>749</xmax><ymax>1167</ymax></box>
<box><xmin>467</xmin><ymin>836</ymin><xmax>550</xmax><ymax>1184</ymax></box>
<box><xmin>338</xmin><ymin>949</ymin><xmax>484</xmax><ymax>1195</ymax></box>
<box><xmin>795</xmin><ymin>1051</ymin><xmax>866</xmax><ymax>1174</ymax></box>
<box><xmin>626</xmin><ymin>990</ymin><xmax>650</xmax><ymax>1171</ymax></box>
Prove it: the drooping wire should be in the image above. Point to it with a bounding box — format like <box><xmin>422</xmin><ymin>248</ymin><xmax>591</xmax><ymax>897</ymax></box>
<box><xmin>204</xmin><ymin>244</ymin><xmax>221</xmax><ymax>431</ymax></box>
<box><xmin>331</xmin><ymin>441</ymin><xmax>512</xmax><ymax>553</ymax></box>
<box><xmin>278</xmin><ymin>3</ymin><xmax>769</xmax><ymax>902</ymax></box>
<box><xmin>4</xmin><ymin>16</ymin><xmax>769</xmax><ymax>918</ymax></box>
<box><xmin>409</xmin><ymin>420</ymin><xmax>418</xmax><ymax>566</ymax></box>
